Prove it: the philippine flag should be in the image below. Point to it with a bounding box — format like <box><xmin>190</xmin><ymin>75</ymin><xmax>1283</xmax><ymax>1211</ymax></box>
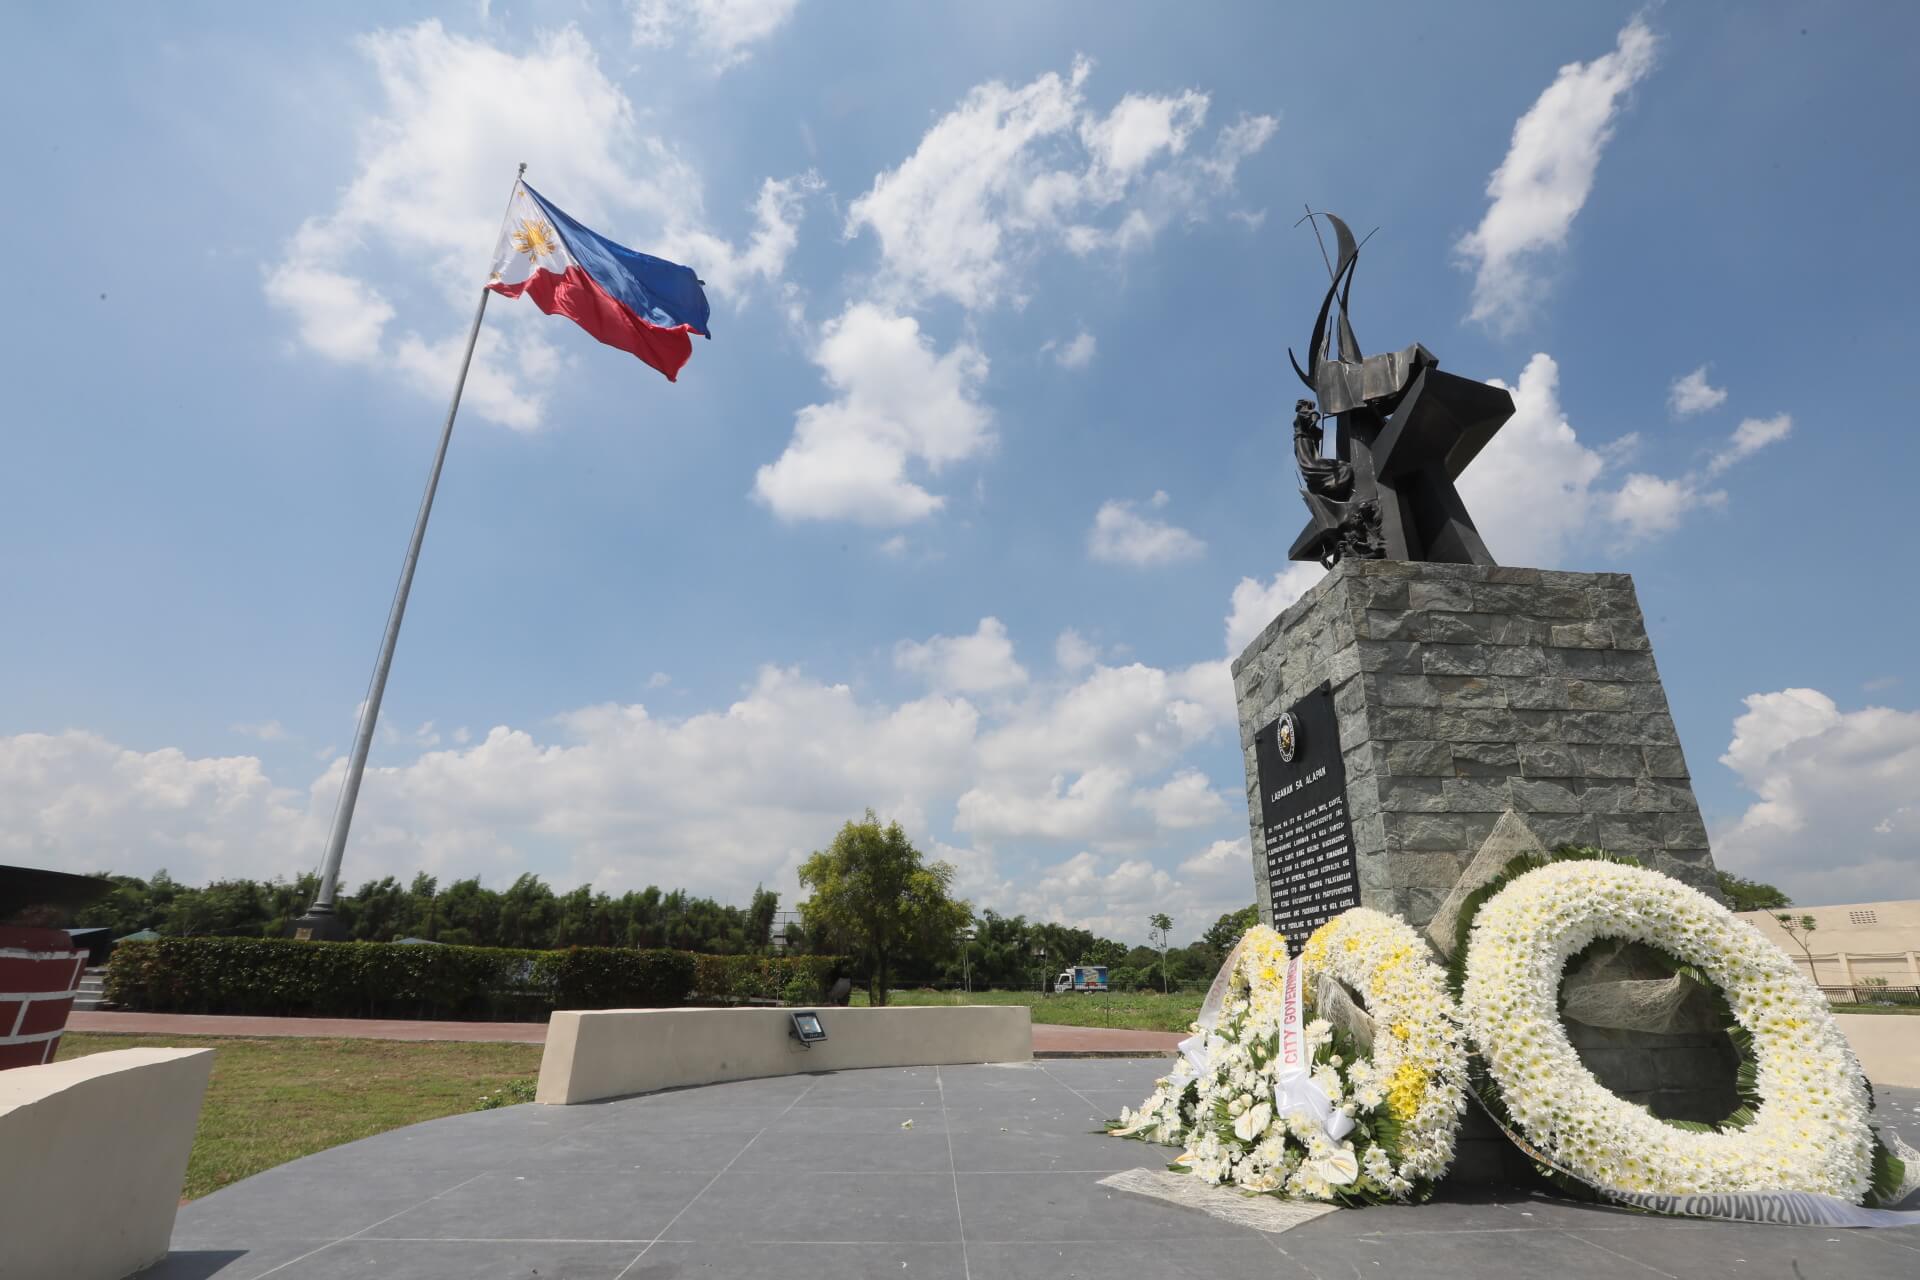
<box><xmin>487</xmin><ymin>183</ymin><xmax>711</xmax><ymax>382</ymax></box>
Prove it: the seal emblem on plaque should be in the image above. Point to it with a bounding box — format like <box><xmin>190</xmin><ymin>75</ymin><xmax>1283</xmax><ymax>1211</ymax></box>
<box><xmin>1276</xmin><ymin>710</ymin><xmax>1300</xmax><ymax>763</ymax></box>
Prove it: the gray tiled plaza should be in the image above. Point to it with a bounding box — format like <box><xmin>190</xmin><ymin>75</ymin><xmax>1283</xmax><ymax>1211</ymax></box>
<box><xmin>152</xmin><ymin>1060</ymin><xmax>1920</xmax><ymax>1280</ymax></box>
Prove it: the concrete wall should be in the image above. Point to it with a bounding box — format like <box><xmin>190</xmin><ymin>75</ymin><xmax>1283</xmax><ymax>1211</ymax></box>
<box><xmin>1738</xmin><ymin>900</ymin><xmax>1920</xmax><ymax>987</ymax></box>
<box><xmin>0</xmin><ymin>1047</ymin><xmax>213</xmax><ymax>1280</ymax></box>
<box><xmin>537</xmin><ymin>1005</ymin><xmax>1032</xmax><ymax>1105</ymax></box>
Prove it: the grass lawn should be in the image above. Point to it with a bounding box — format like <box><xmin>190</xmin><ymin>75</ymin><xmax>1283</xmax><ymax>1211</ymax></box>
<box><xmin>56</xmin><ymin>1033</ymin><xmax>542</xmax><ymax>1201</ymax></box>
<box><xmin>853</xmin><ymin>987</ymin><xmax>1204</xmax><ymax>1032</ymax></box>
<box><xmin>1831</xmin><ymin>1004</ymin><xmax>1920</xmax><ymax>1016</ymax></box>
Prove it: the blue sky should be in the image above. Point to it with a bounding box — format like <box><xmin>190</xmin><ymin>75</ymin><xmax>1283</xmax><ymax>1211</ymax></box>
<box><xmin>5</xmin><ymin>2</ymin><xmax>1917</xmax><ymax>941</ymax></box>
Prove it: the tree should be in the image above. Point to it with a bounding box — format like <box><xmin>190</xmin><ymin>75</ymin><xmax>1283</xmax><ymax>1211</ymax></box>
<box><xmin>798</xmin><ymin>811</ymin><xmax>971</xmax><ymax>1006</ymax></box>
<box><xmin>745</xmin><ymin>886</ymin><xmax>780</xmax><ymax>951</ymax></box>
<box><xmin>1201</xmin><ymin>905</ymin><xmax>1260</xmax><ymax>960</ymax></box>
<box><xmin>1148</xmin><ymin>912</ymin><xmax>1174</xmax><ymax>994</ymax></box>
<box><xmin>1776</xmin><ymin>913</ymin><xmax>1819</xmax><ymax>977</ymax></box>
<box><xmin>1717</xmin><ymin>871</ymin><xmax>1791</xmax><ymax>912</ymax></box>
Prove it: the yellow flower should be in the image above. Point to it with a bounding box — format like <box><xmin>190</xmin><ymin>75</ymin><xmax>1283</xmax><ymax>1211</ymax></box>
<box><xmin>1386</xmin><ymin>1062</ymin><xmax>1426</xmax><ymax>1121</ymax></box>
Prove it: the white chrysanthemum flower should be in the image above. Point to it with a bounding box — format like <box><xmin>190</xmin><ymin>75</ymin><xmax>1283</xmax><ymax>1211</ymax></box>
<box><xmin>1110</xmin><ymin>916</ymin><xmax>1465</xmax><ymax>1205</ymax></box>
<box><xmin>1461</xmin><ymin>859</ymin><xmax>1876</xmax><ymax>1200</ymax></box>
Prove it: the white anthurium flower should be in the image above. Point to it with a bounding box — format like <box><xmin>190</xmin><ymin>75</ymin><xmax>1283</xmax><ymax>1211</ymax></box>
<box><xmin>1307</xmin><ymin>1146</ymin><xmax>1361</xmax><ymax>1186</ymax></box>
<box><xmin>1108</xmin><ymin>916</ymin><xmax>1467</xmax><ymax>1205</ymax></box>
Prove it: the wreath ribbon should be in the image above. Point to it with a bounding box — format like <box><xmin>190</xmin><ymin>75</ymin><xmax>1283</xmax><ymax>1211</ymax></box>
<box><xmin>1273</xmin><ymin>955</ymin><xmax>1354</xmax><ymax>1141</ymax></box>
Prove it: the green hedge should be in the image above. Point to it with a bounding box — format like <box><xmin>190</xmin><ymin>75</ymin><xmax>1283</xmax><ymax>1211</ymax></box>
<box><xmin>105</xmin><ymin>937</ymin><xmax>698</xmax><ymax>1021</ymax></box>
<box><xmin>691</xmin><ymin>953</ymin><xmax>840</xmax><ymax>1004</ymax></box>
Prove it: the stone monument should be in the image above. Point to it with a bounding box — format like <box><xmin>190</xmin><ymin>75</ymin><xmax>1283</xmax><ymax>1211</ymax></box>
<box><xmin>1235</xmin><ymin>215</ymin><xmax>1730</xmax><ymax>1133</ymax></box>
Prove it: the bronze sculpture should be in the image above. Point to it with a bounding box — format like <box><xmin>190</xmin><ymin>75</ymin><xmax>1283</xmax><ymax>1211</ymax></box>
<box><xmin>1287</xmin><ymin>214</ymin><xmax>1516</xmax><ymax>568</ymax></box>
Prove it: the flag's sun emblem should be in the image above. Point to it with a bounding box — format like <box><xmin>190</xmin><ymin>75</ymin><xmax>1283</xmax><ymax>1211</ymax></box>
<box><xmin>512</xmin><ymin>218</ymin><xmax>561</xmax><ymax>263</ymax></box>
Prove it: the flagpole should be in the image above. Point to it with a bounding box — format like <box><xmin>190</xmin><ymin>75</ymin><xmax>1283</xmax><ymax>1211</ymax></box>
<box><xmin>296</xmin><ymin>163</ymin><xmax>527</xmax><ymax>940</ymax></box>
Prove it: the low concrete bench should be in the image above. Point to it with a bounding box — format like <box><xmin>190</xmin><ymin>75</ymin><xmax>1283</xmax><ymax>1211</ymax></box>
<box><xmin>0</xmin><ymin>1047</ymin><xmax>213</xmax><ymax>1280</ymax></box>
<box><xmin>537</xmin><ymin>1005</ymin><xmax>1031</xmax><ymax>1104</ymax></box>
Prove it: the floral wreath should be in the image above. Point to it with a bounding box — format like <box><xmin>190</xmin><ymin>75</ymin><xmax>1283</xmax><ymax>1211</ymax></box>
<box><xmin>1111</xmin><ymin>915</ymin><xmax>1465</xmax><ymax>1204</ymax></box>
<box><xmin>1298</xmin><ymin>908</ymin><xmax>1470</xmax><ymax>1193</ymax></box>
<box><xmin>1459</xmin><ymin>857</ymin><xmax>1890</xmax><ymax>1200</ymax></box>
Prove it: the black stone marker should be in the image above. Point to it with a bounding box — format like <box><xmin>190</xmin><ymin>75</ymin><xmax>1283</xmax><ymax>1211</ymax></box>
<box><xmin>1252</xmin><ymin>683</ymin><xmax>1360</xmax><ymax>952</ymax></box>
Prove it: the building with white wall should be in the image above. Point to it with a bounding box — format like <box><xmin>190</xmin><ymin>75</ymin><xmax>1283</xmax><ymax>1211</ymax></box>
<box><xmin>1738</xmin><ymin>899</ymin><xmax>1920</xmax><ymax>989</ymax></box>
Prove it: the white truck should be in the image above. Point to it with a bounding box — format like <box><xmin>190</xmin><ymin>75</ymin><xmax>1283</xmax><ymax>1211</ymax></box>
<box><xmin>1052</xmin><ymin>964</ymin><xmax>1109</xmax><ymax>994</ymax></box>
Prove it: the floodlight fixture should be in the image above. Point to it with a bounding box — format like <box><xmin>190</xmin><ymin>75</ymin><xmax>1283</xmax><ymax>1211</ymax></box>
<box><xmin>788</xmin><ymin>1010</ymin><xmax>827</xmax><ymax>1049</ymax></box>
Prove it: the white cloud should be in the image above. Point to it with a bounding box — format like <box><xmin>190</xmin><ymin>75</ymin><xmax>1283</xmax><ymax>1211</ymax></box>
<box><xmin>1052</xmin><ymin>330</ymin><xmax>1097</xmax><ymax>370</ymax></box>
<box><xmin>1669</xmin><ymin>365</ymin><xmax>1728</xmax><ymax>418</ymax></box>
<box><xmin>262</xmin><ymin>267</ymin><xmax>395</xmax><ymax>364</ymax></box>
<box><xmin>1178</xmin><ymin>835</ymin><xmax>1249</xmax><ymax>880</ymax></box>
<box><xmin>846</xmin><ymin>61</ymin><xmax>1086</xmax><ymax>311</ymax></box>
<box><xmin>896</xmin><ymin>617</ymin><xmax>1029</xmax><ymax>694</ymax></box>
<box><xmin>1707</xmin><ymin>413</ymin><xmax>1791</xmax><ymax>476</ymax></box>
<box><xmin>645</xmin><ymin>672</ymin><xmax>672</xmax><ymax>690</ymax></box>
<box><xmin>6</xmin><ymin>627</ymin><xmax>1251</xmax><ymax>921</ymax></box>
<box><xmin>1088</xmin><ymin>491</ymin><xmax>1206</xmax><ymax>566</ymax></box>
<box><xmin>1198</xmin><ymin>112</ymin><xmax>1280</xmax><ymax>184</ymax></box>
<box><xmin>1465</xmin><ymin>353</ymin><xmax>1752</xmax><ymax>557</ymax></box>
<box><xmin>1225</xmin><ymin>563</ymin><xmax>1324</xmax><ymax>654</ymax></box>
<box><xmin>950</xmin><ymin>650</ymin><xmax>1234</xmax><ymax>858</ymax></box>
<box><xmin>389</xmin><ymin>323</ymin><xmax>554</xmax><ymax>432</ymax></box>
<box><xmin>268</xmin><ymin>22</ymin><xmax>812</xmax><ymax>430</ymax></box>
<box><xmin>1456</xmin><ymin>18</ymin><xmax>1659</xmax><ymax>331</ymax></box>
<box><xmin>1080</xmin><ymin>90</ymin><xmax>1208</xmax><ymax>185</ymax></box>
<box><xmin>7</xmin><ymin>571</ymin><xmax>1308</xmax><ymax>940</ymax></box>
<box><xmin>656</xmin><ymin>173</ymin><xmax>822</xmax><ymax>296</ymax></box>
<box><xmin>1714</xmin><ymin>689</ymin><xmax>1920</xmax><ymax>905</ymax></box>
<box><xmin>629</xmin><ymin>0</ymin><xmax>801</xmax><ymax>70</ymax></box>
<box><xmin>1054</xmin><ymin>628</ymin><xmax>1099</xmax><ymax>672</ymax></box>
<box><xmin>230</xmin><ymin>720</ymin><xmax>288</xmax><ymax>742</ymax></box>
<box><xmin>752</xmin><ymin>303</ymin><xmax>992</xmax><ymax>524</ymax></box>
<box><xmin>776</xmin><ymin>65</ymin><xmax>1269</xmax><ymax>525</ymax></box>
<box><xmin>1134</xmin><ymin>769</ymin><xmax>1228</xmax><ymax>830</ymax></box>
<box><xmin>0</xmin><ymin>732</ymin><xmax>313</xmax><ymax>883</ymax></box>
<box><xmin>1607</xmin><ymin>472</ymin><xmax>1725</xmax><ymax>544</ymax></box>
<box><xmin>955</xmin><ymin>768</ymin><xmax>1137</xmax><ymax>847</ymax></box>
<box><xmin>998</xmin><ymin>839</ymin><xmax>1254</xmax><ymax>944</ymax></box>
<box><xmin>975</xmin><ymin>660</ymin><xmax>1226</xmax><ymax>782</ymax></box>
<box><xmin>381</xmin><ymin>720</ymin><xmax>443</xmax><ymax>750</ymax></box>
<box><xmin>845</xmin><ymin>61</ymin><xmax>1274</xmax><ymax>311</ymax></box>
<box><xmin>1463</xmin><ymin>353</ymin><xmax>1611</xmax><ymax>564</ymax></box>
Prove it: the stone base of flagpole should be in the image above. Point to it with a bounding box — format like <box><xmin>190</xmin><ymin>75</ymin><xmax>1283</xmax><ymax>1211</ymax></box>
<box><xmin>289</xmin><ymin>906</ymin><xmax>348</xmax><ymax>942</ymax></box>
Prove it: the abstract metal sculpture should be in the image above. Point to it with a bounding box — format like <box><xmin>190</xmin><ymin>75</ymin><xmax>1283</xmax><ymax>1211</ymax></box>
<box><xmin>1287</xmin><ymin>214</ymin><xmax>1515</xmax><ymax>568</ymax></box>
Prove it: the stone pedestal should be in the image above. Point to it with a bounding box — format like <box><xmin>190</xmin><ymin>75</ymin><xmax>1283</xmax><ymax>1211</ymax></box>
<box><xmin>1233</xmin><ymin>560</ymin><xmax>1736</xmax><ymax>1159</ymax></box>
<box><xmin>1233</xmin><ymin>560</ymin><xmax>1720</xmax><ymax>936</ymax></box>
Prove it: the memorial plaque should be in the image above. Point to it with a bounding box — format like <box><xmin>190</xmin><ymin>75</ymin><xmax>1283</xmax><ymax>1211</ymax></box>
<box><xmin>1252</xmin><ymin>682</ymin><xmax>1359</xmax><ymax>951</ymax></box>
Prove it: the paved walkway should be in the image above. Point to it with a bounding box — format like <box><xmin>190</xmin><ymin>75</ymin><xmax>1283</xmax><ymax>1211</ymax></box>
<box><xmin>147</xmin><ymin>1060</ymin><xmax>1920</xmax><ymax>1280</ymax></box>
<box><xmin>67</xmin><ymin>1010</ymin><xmax>1181</xmax><ymax>1056</ymax></box>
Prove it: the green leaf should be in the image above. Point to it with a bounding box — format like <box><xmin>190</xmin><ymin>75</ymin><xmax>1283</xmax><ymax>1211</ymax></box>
<box><xmin>1867</xmin><ymin>1135</ymin><xmax>1906</xmax><ymax>1207</ymax></box>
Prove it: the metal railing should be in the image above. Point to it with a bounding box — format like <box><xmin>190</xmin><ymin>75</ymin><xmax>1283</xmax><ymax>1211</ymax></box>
<box><xmin>1819</xmin><ymin>984</ymin><xmax>1920</xmax><ymax>1006</ymax></box>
